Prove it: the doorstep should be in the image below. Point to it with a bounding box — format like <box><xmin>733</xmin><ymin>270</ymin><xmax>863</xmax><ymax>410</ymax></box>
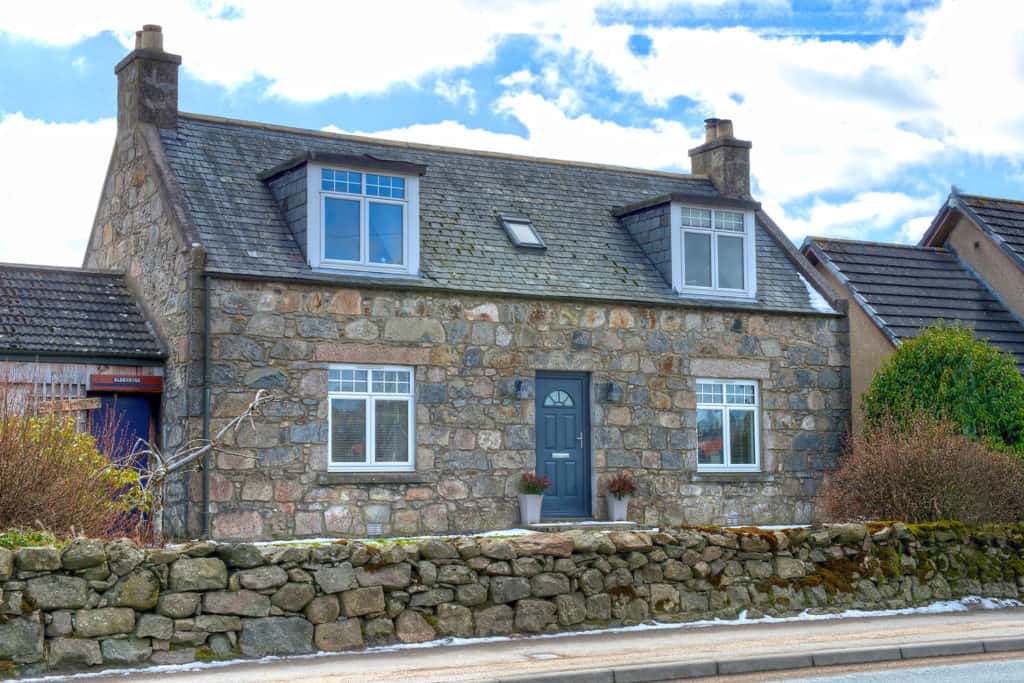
<box><xmin>527</xmin><ymin>520</ymin><xmax>640</xmax><ymax>533</ymax></box>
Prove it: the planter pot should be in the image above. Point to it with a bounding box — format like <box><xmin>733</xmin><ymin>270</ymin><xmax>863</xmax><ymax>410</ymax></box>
<box><xmin>519</xmin><ymin>494</ymin><xmax>544</xmax><ymax>524</ymax></box>
<box><xmin>607</xmin><ymin>494</ymin><xmax>630</xmax><ymax>522</ymax></box>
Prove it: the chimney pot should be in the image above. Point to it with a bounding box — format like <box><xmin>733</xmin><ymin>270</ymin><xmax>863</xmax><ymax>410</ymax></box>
<box><xmin>140</xmin><ymin>24</ymin><xmax>163</xmax><ymax>51</ymax></box>
<box><xmin>704</xmin><ymin>118</ymin><xmax>720</xmax><ymax>143</ymax></box>
<box><xmin>689</xmin><ymin>118</ymin><xmax>752</xmax><ymax>199</ymax></box>
<box><xmin>134</xmin><ymin>30</ymin><xmax>142</xmax><ymax>50</ymax></box>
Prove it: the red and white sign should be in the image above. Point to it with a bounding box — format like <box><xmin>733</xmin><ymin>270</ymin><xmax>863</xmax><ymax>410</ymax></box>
<box><xmin>88</xmin><ymin>375</ymin><xmax>163</xmax><ymax>393</ymax></box>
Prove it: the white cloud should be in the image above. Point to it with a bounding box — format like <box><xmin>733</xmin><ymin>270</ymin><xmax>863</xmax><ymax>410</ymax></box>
<box><xmin>434</xmin><ymin>78</ymin><xmax>477</xmax><ymax>114</ymax></box>
<box><xmin>326</xmin><ymin>90</ymin><xmax>701</xmax><ymax>170</ymax></box>
<box><xmin>0</xmin><ymin>113</ymin><xmax>114</xmax><ymax>267</ymax></box>
<box><xmin>763</xmin><ymin>191</ymin><xmax>940</xmax><ymax>245</ymax></box>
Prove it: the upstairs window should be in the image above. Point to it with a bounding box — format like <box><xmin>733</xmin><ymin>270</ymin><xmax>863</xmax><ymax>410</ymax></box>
<box><xmin>677</xmin><ymin>205</ymin><xmax>755</xmax><ymax>298</ymax></box>
<box><xmin>500</xmin><ymin>215</ymin><xmax>545</xmax><ymax>248</ymax></box>
<box><xmin>321</xmin><ymin>169</ymin><xmax>407</xmax><ymax>267</ymax></box>
<box><xmin>696</xmin><ymin>379</ymin><xmax>759</xmax><ymax>472</ymax></box>
<box><xmin>308</xmin><ymin>166</ymin><xmax>420</xmax><ymax>275</ymax></box>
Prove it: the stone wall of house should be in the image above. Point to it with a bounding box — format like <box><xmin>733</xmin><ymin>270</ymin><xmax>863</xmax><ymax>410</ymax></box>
<box><xmin>83</xmin><ymin>124</ymin><xmax>202</xmax><ymax>538</ymax></box>
<box><xmin>1</xmin><ymin>522</ymin><xmax>1020</xmax><ymax>677</ymax></box>
<box><xmin>200</xmin><ymin>276</ymin><xmax>849</xmax><ymax>541</ymax></box>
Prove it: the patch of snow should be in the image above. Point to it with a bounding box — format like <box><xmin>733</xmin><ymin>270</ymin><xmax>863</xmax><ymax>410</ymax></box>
<box><xmin>529</xmin><ymin>521</ymin><xmax>639</xmax><ymax>528</ymax></box>
<box><xmin>799</xmin><ymin>273</ymin><xmax>836</xmax><ymax>314</ymax></box>
<box><xmin>24</xmin><ymin>596</ymin><xmax>1024</xmax><ymax>682</ymax></box>
<box><xmin>724</xmin><ymin>524</ymin><xmax>811</xmax><ymax>531</ymax></box>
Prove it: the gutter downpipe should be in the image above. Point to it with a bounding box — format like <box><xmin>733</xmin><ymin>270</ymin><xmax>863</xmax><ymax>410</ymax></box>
<box><xmin>202</xmin><ymin>272</ymin><xmax>211</xmax><ymax>538</ymax></box>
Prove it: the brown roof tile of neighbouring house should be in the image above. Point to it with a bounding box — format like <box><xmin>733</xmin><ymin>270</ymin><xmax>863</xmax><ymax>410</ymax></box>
<box><xmin>0</xmin><ymin>263</ymin><xmax>164</xmax><ymax>360</ymax></box>
<box><xmin>805</xmin><ymin>237</ymin><xmax>1024</xmax><ymax>368</ymax></box>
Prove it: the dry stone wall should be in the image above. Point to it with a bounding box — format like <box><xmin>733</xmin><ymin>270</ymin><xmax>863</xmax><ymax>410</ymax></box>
<box><xmin>2</xmin><ymin>522</ymin><xmax>1023</xmax><ymax>677</ymax></box>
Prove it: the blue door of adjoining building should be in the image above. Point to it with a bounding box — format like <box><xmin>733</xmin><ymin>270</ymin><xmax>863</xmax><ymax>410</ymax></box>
<box><xmin>89</xmin><ymin>395</ymin><xmax>153</xmax><ymax>469</ymax></box>
<box><xmin>535</xmin><ymin>372</ymin><xmax>591</xmax><ymax>518</ymax></box>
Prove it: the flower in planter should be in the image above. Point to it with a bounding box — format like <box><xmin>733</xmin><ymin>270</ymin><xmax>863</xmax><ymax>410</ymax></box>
<box><xmin>519</xmin><ymin>472</ymin><xmax>552</xmax><ymax>495</ymax></box>
<box><xmin>606</xmin><ymin>471</ymin><xmax>636</xmax><ymax>500</ymax></box>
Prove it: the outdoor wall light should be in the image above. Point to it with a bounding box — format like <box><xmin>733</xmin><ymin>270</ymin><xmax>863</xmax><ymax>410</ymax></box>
<box><xmin>605</xmin><ymin>381</ymin><xmax>624</xmax><ymax>403</ymax></box>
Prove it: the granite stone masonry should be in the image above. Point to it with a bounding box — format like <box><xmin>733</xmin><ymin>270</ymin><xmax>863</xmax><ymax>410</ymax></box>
<box><xmin>197</xmin><ymin>278</ymin><xmax>849</xmax><ymax>541</ymax></box>
<box><xmin>2</xmin><ymin>523</ymin><xmax>1022</xmax><ymax>678</ymax></box>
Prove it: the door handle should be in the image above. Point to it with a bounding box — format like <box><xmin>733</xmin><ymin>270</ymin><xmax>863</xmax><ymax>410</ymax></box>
<box><xmin>576</xmin><ymin>432</ymin><xmax>584</xmax><ymax>445</ymax></box>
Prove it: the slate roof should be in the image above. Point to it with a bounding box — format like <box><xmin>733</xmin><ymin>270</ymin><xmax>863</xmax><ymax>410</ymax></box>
<box><xmin>957</xmin><ymin>193</ymin><xmax>1024</xmax><ymax>268</ymax></box>
<box><xmin>158</xmin><ymin>113</ymin><xmax>833</xmax><ymax>315</ymax></box>
<box><xmin>806</xmin><ymin>238</ymin><xmax>1024</xmax><ymax>367</ymax></box>
<box><xmin>0</xmin><ymin>264</ymin><xmax>164</xmax><ymax>360</ymax></box>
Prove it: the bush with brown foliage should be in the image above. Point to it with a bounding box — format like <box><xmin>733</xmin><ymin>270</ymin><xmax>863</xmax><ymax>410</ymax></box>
<box><xmin>0</xmin><ymin>389</ymin><xmax>147</xmax><ymax>539</ymax></box>
<box><xmin>820</xmin><ymin>413</ymin><xmax>1024</xmax><ymax>524</ymax></box>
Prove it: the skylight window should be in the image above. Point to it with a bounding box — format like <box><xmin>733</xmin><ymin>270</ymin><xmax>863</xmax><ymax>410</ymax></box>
<box><xmin>500</xmin><ymin>215</ymin><xmax>545</xmax><ymax>248</ymax></box>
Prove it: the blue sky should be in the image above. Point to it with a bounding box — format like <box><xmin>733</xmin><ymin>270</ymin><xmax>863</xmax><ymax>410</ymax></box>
<box><xmin>1</xmin><ymin>0</ymin><xmax>1022</xmax><ymax>266</ymax></box>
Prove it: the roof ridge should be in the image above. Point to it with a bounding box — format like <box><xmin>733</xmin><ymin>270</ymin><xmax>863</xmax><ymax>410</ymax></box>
<box><xmin>177</xmin><ymin>112</ymin><xmax>710</xmax><ymax>182</ymax></box>
<box><xmin>959</xmin><ymin>192</ymin><xmax>1024</xmax><ymax>206</ymax></box>
<box><xmin>807</xmin><ymin>236</ymin><xmax>949</xmax><ymax>252</ymax></box>
<box><xmin>0</xmin><ymin>262</ymin><xmax>127</xmax><ymax>277</ymax></box>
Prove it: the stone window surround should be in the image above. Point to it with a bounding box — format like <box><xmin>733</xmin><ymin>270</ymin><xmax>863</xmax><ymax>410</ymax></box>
<box><xmin>327</xmin><ymin>363</ymin><xmax>415</xmax><ymax>473</ymax></box>
<box><xmin>671</xmin><ymin>202</ymin><xmax>757</xmax><ymax>301</ymax></box>
<box><xmin>305</xmin><ymin>163</ymin><xmax>421</xmax><ymax>276</ymax></box>
<box><xmin>695</xmin><ymin>378</ymin><xmax>761</xmax><ymax>473</ymax></box>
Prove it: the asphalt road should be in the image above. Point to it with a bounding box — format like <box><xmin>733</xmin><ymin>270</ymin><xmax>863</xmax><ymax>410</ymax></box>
<box><xmin>70</xmin><ymin>607</ymin><xmax>1024</xmax><ymax>683</ymax></box>
<box><xmin>778</xmin><ymin>655</ymin><xmax>1024</xmax><ymax>682</ymax></box>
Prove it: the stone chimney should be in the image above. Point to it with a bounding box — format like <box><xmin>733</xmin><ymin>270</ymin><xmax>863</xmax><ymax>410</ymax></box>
<box><xmin>114</xmin><ymin>25</ymin><xmax>181</xmax><ymax>131</ymax></box>
<box><xmin>688</xmin><ymin>118</ymin><xmax>752</xmax><ymax>199</ymax></box>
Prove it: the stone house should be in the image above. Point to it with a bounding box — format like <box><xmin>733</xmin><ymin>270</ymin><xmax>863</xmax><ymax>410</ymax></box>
<box><xmin>803</xmin><ymin>189</ymin><xmax>1024</xmax><ymax>430</ymax></box>
<box><xmin>84</xmin><ymin>26</ymin><xmax>850</xmax><ymax>541</ymax></box>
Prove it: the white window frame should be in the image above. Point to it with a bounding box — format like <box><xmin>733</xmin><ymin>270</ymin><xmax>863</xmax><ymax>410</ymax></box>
<box><xmin>695</xmin><ymin>379</ymin><xmax>760</xmax><ymax>473</ymax></box>
<box><xmin>307</xmin><ymin>165</ymin><xmax>420</xmax><ymax>276</ymax></box>
<box><xmin>671</xmin><ymin>203</ymin><xmax>757</xmax><ymax>299</ymax></box>
<box><xmin>327</xmin><ymin>364</ymin><xmax>416</xmax><ymax>472</ymax></box>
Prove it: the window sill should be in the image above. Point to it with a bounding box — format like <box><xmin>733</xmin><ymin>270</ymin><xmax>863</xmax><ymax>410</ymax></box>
<box><xmin>677</xmin><ymin>289</ymin><xmax>758</xmax><ymax>302</ymax></box>
<box><xmin>693</xmin><ymin>471</ymin><xmax>773</xmax><ymax>483</ymax></box>
<box><xmin>317</xmin><ymin>471</ymin><xmax>433</xmax><ymax>485</ymax></box>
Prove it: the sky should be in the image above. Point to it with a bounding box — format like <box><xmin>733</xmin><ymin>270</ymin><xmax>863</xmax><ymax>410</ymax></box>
<box><xmin>1</xmin><ymin>0</ymin><xmax>1023</xmax><ymax>267</ymax></box>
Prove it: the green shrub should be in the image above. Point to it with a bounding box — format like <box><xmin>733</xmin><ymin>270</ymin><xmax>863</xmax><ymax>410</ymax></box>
<box><xmin>0</xmin><ymin>389</ymin><xmax>148</xmax><ymax>539</ymax></box>
<box><xmin>862</xmin><ymin>321</ymin><xmax>1024</xmax><ymax>454</ymax></box>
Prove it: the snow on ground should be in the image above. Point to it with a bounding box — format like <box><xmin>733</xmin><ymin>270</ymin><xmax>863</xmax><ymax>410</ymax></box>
<box><xmin>22</xmin><ymin>596</ymin><xmax>1023</xmax><ymax>682</ymax></box>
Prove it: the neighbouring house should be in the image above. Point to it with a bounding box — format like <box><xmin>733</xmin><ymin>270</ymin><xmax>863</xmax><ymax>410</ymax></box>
<box><xmin>83</xmin><ymin>26</ymin><xmax>850</xmax><ymax>541</ymax></box>
<box><xmin>0</xmin><ymin>262</ymin><xmax>165</xmax><ymax>449</ymax></box>
<box><xmin>802</xmin><ymin>189</ymin><xmax>1024</xmax><ymax>430</ymax></box>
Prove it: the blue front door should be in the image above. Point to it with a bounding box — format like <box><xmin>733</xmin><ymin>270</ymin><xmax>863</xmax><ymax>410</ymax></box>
<box><xmin>535</xmin><ymin>372</ymin><xmax>590</xmax><ymax>518</ymax></box>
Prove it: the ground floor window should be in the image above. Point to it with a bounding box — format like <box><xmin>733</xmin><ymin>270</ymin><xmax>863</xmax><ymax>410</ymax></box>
<box><xmin>696</xmin><ymin>379</ymin><xmax>759</xmax><ymax>472</ymax></box>
<box><xmin>328</xmin><ymin>365</ymin><xmax>414</xmax><ymax>471</ymax></box>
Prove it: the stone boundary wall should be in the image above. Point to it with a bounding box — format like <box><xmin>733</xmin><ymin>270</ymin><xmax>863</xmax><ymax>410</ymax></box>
<box><xmin>2</xmin><ymin>522</ymin><xmax>1022</xmax><ymax>677</ymax></box>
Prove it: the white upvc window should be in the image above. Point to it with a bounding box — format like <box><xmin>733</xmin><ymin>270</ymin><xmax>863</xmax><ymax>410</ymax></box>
<box><xmin>672</xmin><ymin>204</ymin><xmax>756</xmax><ymax>299</ymax></box>
<box><xmin>327</xmin><ymin>365</ymin><xmax>415</xmax><ymax>472</ymax></box>
<box><xmin>696</xmin><ymin>379</ymin><xmax>760</xmax><ymax>472</ymax></box>
<box><xmin>307</xmin><ymin>166</ymin><xmax>420</xmax><ymax>275</ymax></box>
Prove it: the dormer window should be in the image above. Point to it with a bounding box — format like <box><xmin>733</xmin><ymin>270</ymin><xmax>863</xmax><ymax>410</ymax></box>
<box><xmin>306</xmin><ymin>162</ymin><xmax>421</xmax><ymax>275</ymax></box>
<box><xmin>673</xmin><ymin>203</ymin><xmax>756</xmax><ymax>299</ymax></box>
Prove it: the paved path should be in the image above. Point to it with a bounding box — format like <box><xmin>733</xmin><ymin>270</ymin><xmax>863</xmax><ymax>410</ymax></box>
<box><xmin>78</xmin><ymin>607</ymin><xmax>1024</xmax><ymax>683</ymax></box>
